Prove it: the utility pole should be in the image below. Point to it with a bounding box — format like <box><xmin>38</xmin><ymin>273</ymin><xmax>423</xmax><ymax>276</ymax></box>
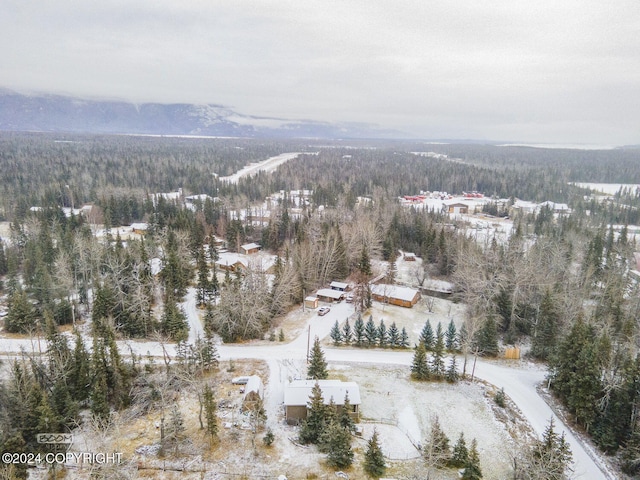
<box><xmin>306</xmin><ymin>325</ymin><xmax>311</xmax><ymax>363</ymax></box>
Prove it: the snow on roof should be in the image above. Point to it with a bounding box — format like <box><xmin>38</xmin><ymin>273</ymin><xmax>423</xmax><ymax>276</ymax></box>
<box><xmin>316</xmin><ymin>288</ymin><xmax>344</xmax><ymax>300</ymax></box>
<box><xmin>244</xmin><ymin>375</ymin><xmax>264</xmax><ymax>398</ymax></box>
<box><xmin>284</xmin><ymin>380</ymin><xmax>361</xmax><ymax>407</ymax></box>
<box><xmin>330</xmin><ymin>281</ymin><xmax>348</xmax><ymax>290</ymax></box>
<box><xmin>241</xmin><ymin>242</ymin><xmax>261</xmax><ymax>250</ymax></box>
<box><xmin>130</xmin><ymin>223</ymin><xmax>148</xmax><ymax>230</ymax></box>
<box><xmin>216</xmin><ymin>253</ymin><xmax>248</xmax><ymax>268</ymax></box>
<box><xmin>305</xmin><ymin>296</ymin><xmax>318</xmax><ymax>302</ymax></box>
<box><xmin>370</xmin><ymin>284</ymin><xmax>419</xmax><ymax>302</ymax></box>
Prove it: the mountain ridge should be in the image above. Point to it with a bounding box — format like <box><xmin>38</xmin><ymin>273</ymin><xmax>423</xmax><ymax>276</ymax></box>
<box><xmin>0</xmin><ymin>89</ymin><xmax>404</xmax><ymax>139</ymax></box>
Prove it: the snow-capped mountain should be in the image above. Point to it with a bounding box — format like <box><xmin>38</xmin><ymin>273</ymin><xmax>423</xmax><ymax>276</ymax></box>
<box><xmin>0</xmin><ymin>89</ymin><xmax>402</xmax><ymax>139</ymax></box>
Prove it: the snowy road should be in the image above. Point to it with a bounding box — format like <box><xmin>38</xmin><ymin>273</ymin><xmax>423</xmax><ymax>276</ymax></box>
<box><xmin>218</xmin><ymin>152</ymin><xmax>304</xmax><ymax>184</ymax></box>
<box><xmin>0</xmin><ymin>295</ymin><xmax>612</xmax><ymax>479</ymax></box>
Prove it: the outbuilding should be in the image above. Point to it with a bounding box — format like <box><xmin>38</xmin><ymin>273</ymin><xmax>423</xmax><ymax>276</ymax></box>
<box><xmin>304</xmin><ymin>296</ymin><xmax>319</xmax><ymax>309</ymax></box>
<box><xmin>240</xmin><ymin>243</ymin><xmax>261</xmax><ymax>255</ymax></box>
<box><xmin>329</xmin><ymin>281</ymin><xmax>349</xmax><ymax>291</ymax></box>
<box><xmin>242</xmin><ymin>375</ymin><xmax>264</xmax><ymax>411</ymax></box>
<box><xmin>284</xmin><ymin>380</ymin><xmax>361</xmax><ymax>425</ymax></box>
<box><xmin>316</xmin><ymin>288</ymin><xmax>344</xmax><ymax>303</ymax></box>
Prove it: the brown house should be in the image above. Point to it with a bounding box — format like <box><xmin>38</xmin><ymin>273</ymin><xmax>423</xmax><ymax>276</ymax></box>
<box><xmin>284</xmin><ymin>380</ymin><xmax>361</xmax><ymax>425</ymax></box>
<box><xmin>240</xmin><ymin>243</ymin><xmax>261</xmax><ymax>255</ymax></box>
<box><xmin>370</xmin><ymin>284</ymin><xmax>420</xmax><ymax>308</ymax></box>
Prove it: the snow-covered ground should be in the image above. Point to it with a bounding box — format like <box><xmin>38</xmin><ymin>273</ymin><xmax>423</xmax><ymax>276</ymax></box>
<box><xmin>218</xmin><ymin>152</ymin><xmax>306</xmax><ymax>184</ymax></box>
<box><xmin>573</xmin><ymin>182</ymin><xmax>640</xmax><ymax>195</ymax></box>
<box><xmin>0</xmin><ymin>286</ymin><xmax>613</xmax><ymax>478</ymax></box>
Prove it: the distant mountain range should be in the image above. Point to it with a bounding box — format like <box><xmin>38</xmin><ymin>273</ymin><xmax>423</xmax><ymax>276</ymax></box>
<box><xmin>0</xmin><ymin>89</ymin><xmax>403</xmax><ymax>139</ymax></box>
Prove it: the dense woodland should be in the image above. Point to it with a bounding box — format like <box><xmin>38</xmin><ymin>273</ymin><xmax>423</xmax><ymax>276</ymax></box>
<box><xmin>2</xmin><ymin>132</ymin><xmax>640</xmax><ymax>477</ymax></box>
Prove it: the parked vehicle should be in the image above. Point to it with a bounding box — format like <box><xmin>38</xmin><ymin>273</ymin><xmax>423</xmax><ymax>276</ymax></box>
<box><xmin>317</xmin><ymin>307</ymin><xmax>331</xmax><ymax>316</ymax></box>
<box><xmin>345</xmin><ymin>294</ymin><xmax>354</xmax><ymax>303</ymax></box>
<box><xmin>231</xmin><ymin>376</ymin><xmax>250</xmax><ymax>385</ymax></box>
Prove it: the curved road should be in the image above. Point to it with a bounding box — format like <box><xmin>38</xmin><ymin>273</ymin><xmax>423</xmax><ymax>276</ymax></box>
<box><xmin>0</xmin><ymin>297</ymin><xmax>611</xmax><ymax>479</ymax></box>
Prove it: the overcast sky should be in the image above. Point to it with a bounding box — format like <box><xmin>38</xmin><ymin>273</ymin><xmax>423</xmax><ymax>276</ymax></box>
<box><xmin>2</xmin><ymin>1</ymin><xmax>639</xmax><ymax>144</ymax></box>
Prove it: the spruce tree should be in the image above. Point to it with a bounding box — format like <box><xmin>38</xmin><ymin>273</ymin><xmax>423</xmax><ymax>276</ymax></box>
<box><xmin>325</xmin><ymin>422</ymin><xmax>354</xmax><ymax>469</ymax></box>
<box><xmin>340</xmin><ymin>393</ymin><xmax>355</xmax><ymax>433</ymax></box>
<box><xmin>203</xmin><ymin>384</ymin><xmax>218</xmax><ymax>442</ymax></box>
<box><xmin>411</xmin><ymin>343</ymin><xmax>430</xmax><ymax>380</ymax></box>
<box><xmin>378</xmin><ymin>320</ymin><xmax>388</xmax><ymax>348</ymax></box>
<box><xmin>420</xmin><ymin>320</ymin><xmax>434</xmax><ymax>350</ymax></box>
<box><xmin>431</xmin><ymin>322</ymin><xmax>446</xmax><ymax>379</ymax></box>
<box><xmin>165</xmin><ymin>405</ymin><xmax>185</xmax><ymax>454</ymax></box>
<box><xmin>531</xmin><ymin>289</ymin><xmax>558</xmax><ymax>360</ymax></box>
<box><xmin>475</xmin><ymin>317</ymin><xmax>499</xmax><ymax>357</ymax></box>
<box><xmin>364</xmin><ymin>428</ymin><xmax>386</xmax><ymax>478</ymax></box>
<box><xmin>299</xmin><ymin>382</ymin><xmax>326</xmax><ymax>444</ymax></box>
<box><xmin>450</xmin><ymin>432</ymin><xmax>469</xmax><ymax>468</ymax></box>
<box><xmin>358</xmin><ymin>245</ymin><xmax>372</xmax><ymax>277</ymax></box>
<box><xmin>330</xmin><ymin>320</ymin><xmax>343</xmax><ymax>346</ymax></box>
<box><xmin>365</xmin><ymin>315</ymin><xmax>378</xmax><ymax>347</ymax></box>
<box><xmin>445</xmin><ymin>319</ymin><xmax>458</xmax><ymax>352</ymax></box>
<box><xmin>400</xmin><ymin>327</ymin><xmax>410</xmax><ymax>348</ymax></box>
<box><xmin>462</xmin><ymin>438</ymin><xmax>482</xmax><ymax>479</ymax></box>
<box><xmin>342</xmin><ymin>318</ymin><xmax>353</xmax><ymax>345</ymax></box>
<box><xmin>354</xmin><ymin>314</ymin><xmax>365</xmax><ymax>347</ymax></box>
<box><xmin>308</xmin><ymin>337</ymin><xmax>328</xmax><ymax>380</ymax></box>
<box><xmin>161</xmin><ymin>299</ymin><xmax>189</xmax><ymax>342</ymax></box>
<box><xmin>446</xmin><ymin>355</ymin><xmax>459</xmax><ymax>383</ymax></box>
<box><xmin>388</xmin><ymin>322</ymin><xmax>400</xmax><ymax>348</ymax></box>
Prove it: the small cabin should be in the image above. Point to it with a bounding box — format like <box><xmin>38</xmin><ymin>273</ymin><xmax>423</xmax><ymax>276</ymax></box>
<box><xmin>284</xmin><ymin>380</ymin><xmax>361</xmax><ymax>425</ymax></box>
<box><xmin>304</xmin><ymin>296</ymin><xmax>319</xmax><ymax>309</ymax></box>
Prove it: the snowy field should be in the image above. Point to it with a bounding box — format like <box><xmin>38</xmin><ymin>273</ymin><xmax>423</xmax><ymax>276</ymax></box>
<box><xmin>573</xmin><ymin>182</ymin><xmax>640</xmax><ymax>195</ymax></box>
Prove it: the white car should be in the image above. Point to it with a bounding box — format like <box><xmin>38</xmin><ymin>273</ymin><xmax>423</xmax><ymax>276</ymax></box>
<box><xmin>317</xmin><ymin>307</ymin><xmax>331</xmax><ymax>316</ymax></box>
<box><xmin>231</xmin><ymin>376</ymin><xmax>250</xmax><ymax>385</ymax></box>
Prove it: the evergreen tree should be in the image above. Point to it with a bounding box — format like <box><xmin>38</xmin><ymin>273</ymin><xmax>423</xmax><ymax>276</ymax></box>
<box><xmin>340</xmin><ymin>393</ymin><xmax>356</xmax><ymax>433</ymax></box>
<box><xmin>325</xmin><ymin>422</ymin><xmax>354</xmax><ymax>469</ymax></box>
<box><xmin>420</xmin><ymin>320</ymin><xmax>434</xmax><ymax>350</ymax></box>
<box><xmin>354</xmin><ymin>314</ymin><xmax>365</xmax><ymax>347</ymax></box>
<box><xmin>165</xmin><ymin>405</ymin><xmax>185</xmax><ymax>454</ymax></box>
<box><xmin>203</xmin><ymin>384</ymin><xmax>218</xmax><ymax>442</ymax></box>
<box><xmin>364</xmin><ymin>428</ymin><xmax>386</xmax><ymax>478</ymax></box>
<box><xmin>330</xmin><ymin>320</ymin><xmax>343</xmax><ymax>346</ymax></box>
<box><xmin>450</xmin><ymin>432</ymin><xmax>469</xmax><ymax>468</ymax></box>
<box><xmin>358</xmin><ymin>245</ymin><xmax>372</xmax><ymax>277</ymax></box>
<box><xmin>308</xmin><ymin>337</ymin><xmax>328</xmax><ymax>380</ymax></box>
<box><xmin>549</xmin><ymin>316</ymin><xmax>601</xmax><ymax>430</ymax></box>
<box><xmin>69</xmin><ymin>331</ymin><xmax>90</xmax><ymax>401</ymax></box>
<box><xmin>5</xmin><ymin>288</ymin><xmax>34</xmax><ymax>334</ymax></box>
<box><xmin>365</xmin><ymin>315</ymin><xmax>378</xmax><ymax>347</ymax></box>
<box><xmin>474</xmin><ymin>317</ymin><xmax>499</xmax><ymax>357</ymax></box>
<box><xmin>378</xmin><ymin>320</ymin><xmax>388</xmax><ymax>348</ymax></box>
<box><xmin>161</xmin><ymin>299</ymin><xmax>189</xmax><ymax>342</ymax></box>
<box><xmin>342</xmin><ymin>318</ymin><xmax>353</xmax><ymax>345</ymax></box>
<box><xmin>388</xmin><ymin>321</ymin><xmax>400</xmax><ymax>348</ymax></box>
<box><xmin>196</xmin><ymin>245</ymin><xmax>211</xmax><ymax>306</ymax></box>
<box><xmin>0</xmin><ymin>240</ymin><xmax>7</xmax><ymax>275</ymax></box>
<box><xmin>299</xmin><ymin>382</ymin><xmax>326</xmax><ymax>445</ymax></box>
<box><xmin>431</xmin><ymin>322</ymin><xmax>446</xmax><ymax>379</ymax></box>
<box><xmin>445</xmin><ymin>319</ymin><xmax>458</xmax><ymax>352</ymax></box>
<box><xmin>531</xmin><ymin>290</ymin><xmax>558</xmax><ymax>360</ymax></box>
<box><xmin>411</xmin><ymin>343</ymin><xmax>430</xmax><ymax>381</ymax></box>
<box><xmin>462</xmin><ymin>438</ymin><xmax>482</xmax><ymax>479</ymax></box>
<box><xmin>446</xmin><ymin>355</ymin><xmax>459</xmax><ymax>383</ymax></box>
<box><xmin>399</xmin><ymin>327</ymin><xmax>410</xmax><ymax>348</ymax></box>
